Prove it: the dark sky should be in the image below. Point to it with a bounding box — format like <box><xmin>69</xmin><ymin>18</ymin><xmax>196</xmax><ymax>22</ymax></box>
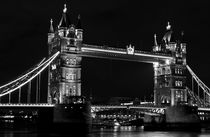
<box><xmin>0</xmin><ymin>0</ymin><xmax>210</xmax><ymax>101</ymax></box>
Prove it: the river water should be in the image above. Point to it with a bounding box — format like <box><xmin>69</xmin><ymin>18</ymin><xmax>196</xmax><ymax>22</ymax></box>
<box><xmin>88</xmin><ymin>126</ymin><xmax>210</xmax><ymax>137</ymax></box>
<box><xmin>1</xmin><ymin>126</ymin><xmax>210</xmax><ymax>137</ymax></box>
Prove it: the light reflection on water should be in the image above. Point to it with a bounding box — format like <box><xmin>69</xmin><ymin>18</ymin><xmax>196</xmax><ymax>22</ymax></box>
<box><xmin>88</xmin><ymin>126</ymin><xmax>210</xmax><ymax>137</ymax></box>
<box><xmin>1</xmin><ymin>126</ymin><xmax>210</xmax><ymax>137</ymax></box>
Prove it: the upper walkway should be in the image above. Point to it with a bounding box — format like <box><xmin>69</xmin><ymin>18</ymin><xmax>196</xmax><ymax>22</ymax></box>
<box><xmin>65</xmin><ymin>44</ymin><xmax>173</xmax><ymax>63</ymax></box>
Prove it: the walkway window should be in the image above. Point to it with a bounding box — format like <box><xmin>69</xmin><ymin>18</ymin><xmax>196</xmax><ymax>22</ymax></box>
<box><xmin>66</xmin><ymin>73</ymin><xmax>76</xmax><ymax>80</ymax></box>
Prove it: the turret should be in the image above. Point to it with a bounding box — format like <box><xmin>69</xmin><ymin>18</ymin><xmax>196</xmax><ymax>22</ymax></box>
<box><xmin>153</xmin><ymin>34</ymin><xmax>160</xmax><ymax>52</ymax></box>
<box><xmin>75</xmin><ymin>15</ymin><xmax>83</xmax><ymax>47</ymax></box>
<box><xmin>48</xmin><ymin>19</ymin><xmax>55</xmax><ymax>43</ymax></box>
<box><xmin>48</xmin><ymin>4</ymin><xmax>84</xmax><ymax>104</ymax></box>
<box><xmin>58</xmin><ymin>4</ymin><xmax>71</xmax><ymax>37</ymax></box>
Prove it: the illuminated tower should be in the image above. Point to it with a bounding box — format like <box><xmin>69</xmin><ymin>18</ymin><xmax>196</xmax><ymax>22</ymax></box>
<box><xmin>47</xmin><ymin>4</ymin><xmax>83</xmax><ymax>104</ymax></box>
<box><xmin>153</xmin><ymin>22</ymin><xmax>187</xmax><ymax>106</ymax></box>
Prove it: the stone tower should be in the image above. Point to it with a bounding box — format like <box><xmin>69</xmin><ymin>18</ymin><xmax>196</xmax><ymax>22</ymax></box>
<box><xmin>47</xmin><ymin>4</ymin><xmax>83</xmax><ymax>104</ymax></box>
<box><xmin>153</xmin><ymin>22</ymin><xmax>187</xmax><ymax>106</ymax></box>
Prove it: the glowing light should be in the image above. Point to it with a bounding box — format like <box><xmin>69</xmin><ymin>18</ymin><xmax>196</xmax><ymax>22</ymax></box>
<box><xmin>165</xmin><ymin>59</ymin><xmax>170</xmax><ymax>65</ymax></box>
<box><xmin>126</xmin><ymin>44</ymin><xmax>135</xmax><ymax>55</ymax></box>
<box><xmin>82</xmin><ymin>46</ymin><xmax>173</xmax><ymax>60</ymax></box>
<box><xmin>153</xmin><ymin>62</ymin><xmax>159</xmax><ymax>68</ymax></box>
<box><xmin>63</xmin><ymin>4</ymin><xmax>67</xmax><ymax>13</ymax></box>
<box><xmin>51</xmin><ymin>64</ymin><xmax>56</xmax><ymax>70</ymax></box>
<box><xmin>81</xmin><ymin>47</ymin><xmax>126</xmax><ymax>54</ymax></box>
<box><xmin>166</xmin><ymin>22</ymin><xmax>171</xmax><ymax>30</ymax></box>
<box><xmin>0</xmin><ymin>103</ymin><xmax>54</xmax><ymax>107</ymax></box>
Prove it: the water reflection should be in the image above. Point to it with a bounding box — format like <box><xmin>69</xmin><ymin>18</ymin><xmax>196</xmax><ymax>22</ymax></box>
<box><xmin>1</xmin><ymin>126</ymin><xmax>210</xmax><ymax>137</ymax></box>
<box><xmin>89</xmin><ymin>126</ymin><xmax>210</xmax><ymax>137</ymax></box>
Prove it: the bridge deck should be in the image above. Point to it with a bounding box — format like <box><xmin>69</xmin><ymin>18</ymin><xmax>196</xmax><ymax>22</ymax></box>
<box><xmin>65</xmin><ymin>44</ymin><xmax>173</xmax><ymax>63</ymax></box>
<box><xmin>0</xmin><ymin>104</ymin><xmax>209</xmax><ymax>112</ymax></box>
<box><xmin>0</xmin><ymin>103</ymin><xmax>55</xmax><ymax>107</ymax></box>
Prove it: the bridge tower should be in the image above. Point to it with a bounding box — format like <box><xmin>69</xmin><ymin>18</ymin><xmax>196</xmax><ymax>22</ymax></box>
<box><xmin>47</xmin><ymin>4</ymin><xmax>83</xmax><ymax>104</ymax></box>
<box><xmin>153</xmin><ymin>22</ymin><xmax>187</xmax><ymax>106</ymax></box>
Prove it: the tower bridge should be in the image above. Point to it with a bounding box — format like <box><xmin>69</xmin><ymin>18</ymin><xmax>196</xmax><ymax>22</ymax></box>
<box><xmin>80</xmin><ymin>44</ymin><xmax>172</xmax><ymax>63</ymax></box>
<box><xmin>0</xmin><ymin>4</ymin><xmax>210</xmax><ymax>127</ymax></box>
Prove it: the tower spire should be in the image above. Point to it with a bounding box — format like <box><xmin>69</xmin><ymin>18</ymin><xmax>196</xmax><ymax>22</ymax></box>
<box><xmin>163</xmin><ymin>21</ymin><xmax>173</xmax><ymax>43</ymax></box>
<box><xmin>166</xmin><ymin>21</ymin><xmax>171</xmax><ymax>30</ymax></box>
<box><xmin>58</xmin><ymin>4</ymin><xmax>71</xmax><ymax>28</ymax></box>
<box><xmin>154</xmin><ymin>34</ymin><xmax>158</xmax><ymax>46</ymax></box>
<box><xmin>76</xmin><ymin>14</ymin><xmax>82</xmax><ymax>29</ymax></box>
<box><xmin>49</xmin><ymin>19</ymin><xmax>54</xmax><ymax>33</ymax></box>
<box><xmin>63</xmin><ymin>4</ymin><xmax>67</xmax><ymax>13</ymax></box>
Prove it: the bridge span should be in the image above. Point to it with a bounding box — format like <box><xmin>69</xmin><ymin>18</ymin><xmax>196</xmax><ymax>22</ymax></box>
<box><xmin>80</xmin><ymin>44</ymin><xmax>173</xmax><ymax>64</ymax></box>
<box><xmin>0</xmin><ymin>4</ymin><xmax>210</xmax><ymax>131</ymax></box>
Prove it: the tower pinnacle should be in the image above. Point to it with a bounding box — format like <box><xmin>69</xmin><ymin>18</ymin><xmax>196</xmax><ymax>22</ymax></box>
<box><xmin>154</xmin><ymin>34</ymin><xmax>158</xmax><ymax>46</ymax></box>
<box><xmin>76</xmin><ymin>14</ymin><xmax>82</xmax><ymax>29</ymax></box>
<box><xmin>163</xmin><ymin>21</ymin><xmax>173</xmax><ymax>43</ymax></box>
<box><xmin>58</xmin><ymin>4</ymin><xmax>71</xmax><ymax>28</ymax></box>
<box><xmin>49</xmin><ymin>19</ymin><xmax>54</xmax><ymax>33</ymax></box>
<box><xmin>63</xmin><ymin>4</ymin><xmax>67</xmax><ymax>13</ymax></box>
<box><xmin>166</xmin><ymin>22</ymin><xmax>171</xmax><ymax>30</ymax></box>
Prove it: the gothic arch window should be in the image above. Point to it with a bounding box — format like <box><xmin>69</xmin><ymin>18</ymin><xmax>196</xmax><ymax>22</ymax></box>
<box><xmin>73</xmin><ymin>85</ymin><xmax>76</xmax><ymax>96</ymax></box>
<box><xmin>66</xmin><ymin>58</ymin><xmax>69</xmax><ymax>65</ymax></box>
<box><xmin>73</xmin><ymin>58</ymin><xmax>77</xmax><ymax>65</ymax></box>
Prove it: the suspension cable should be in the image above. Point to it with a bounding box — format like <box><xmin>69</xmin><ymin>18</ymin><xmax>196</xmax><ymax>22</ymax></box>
<box><xmin>186</xmin><ymin>65</ymin><xmax>210</xmax><ymax>97</ymax></box>
<box><xmin>0</xmin><ymin>52</ymin><xmax>60</xmax><ymax>97</ymax></box>
<box><xmin>0</xmin><ymin>58</ymin><xmax>46</xmax><ymax>89</ymax></box>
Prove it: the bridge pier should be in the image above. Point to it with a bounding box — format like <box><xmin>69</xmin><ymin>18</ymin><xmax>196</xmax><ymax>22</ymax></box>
<box><xmin>47</xmin><ymin>5</ymin><xmax>91</xmax><ymax>134</ymax></box>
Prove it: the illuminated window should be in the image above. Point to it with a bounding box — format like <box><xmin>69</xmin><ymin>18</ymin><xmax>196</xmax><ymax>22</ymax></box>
<box><xmin>73</xmin><ymin>86</ymin><xmax>76</xmax><ymax>95</ymax></box>
<box><xmin>165</xmin><ymin>67</ymin><xmax>171</xmax><ymax>74</ymax></box>
<box><xmin>78</xmin><ymin>69</ymin><xmax>81</xmax><ymax>79</ymax></box>
<box><xmin>179</xmin><ymin>69</ymin><xmax>182</xmax><ymax>74</ymax></box>
<box><xmin>73</xmin><ymin>58</ymin><xmax>77</xmax><ymax>65</ymax></box>
<box><xmin>58</xmin><ymin>31</ymin><xmax>64</xmax><ymax>37</ymax></box>
<box><xmin>175</xmin><ymin>68</ymin><xmax>178</xmax><ymax>74</ymax></box>
<box><xmin>65</xmin><ymin>85</ymin><xmax>70</xmax><ymax>96</ymax></box>
<box><xmin>175</xmin><ymin>90</ymin><xmax>184</xmax><ymax>102</ymax></box>
<box><xmin>66</xmin><ymin>73</ymin><xmax>76</xmax><ymax>80</ymax></box>
<box><xmin>66</xmin><ymin>58</ymin><xmax>69</xmax><ymax>64</ymax></box>
<box><xmin>175</xmin><ymin>81</ymin><xmax>182</xmax><ymax>87</ymax></box>
<box><xmin>77</xmin><ymin>33</ymin><xmax>83</xmax><ymax>40</ymax></box>
<box><xmin>157</xmin><ymin>68</ymin><xmax>161</xmax><ymax>76</ymax></box>
<box><xmin>175</xmin><ymin>68</ymin><xmax>183</xmax><ymax>74</ymax></box>
<box><xmin>165</xmin><ymin>80</ymin><xmax>170</xmax><ymax>87</ymax></box>
<box><xmin>67</xmin><ymin>58</ymin><xmax>77</xmax><ymax>65</ymax></box>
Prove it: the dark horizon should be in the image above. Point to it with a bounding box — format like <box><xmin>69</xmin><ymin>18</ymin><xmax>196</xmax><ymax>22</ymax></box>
<box><xmin>0</xmin><ymin>0</ymin><xmax>210</xmax><ymax>101</ymax></box>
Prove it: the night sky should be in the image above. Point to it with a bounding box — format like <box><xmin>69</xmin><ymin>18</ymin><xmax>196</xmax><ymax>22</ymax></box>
<box><xmin>0</xmin><ymin>0</ymin><xmax>210</xmax><ymax>102</ymax></box>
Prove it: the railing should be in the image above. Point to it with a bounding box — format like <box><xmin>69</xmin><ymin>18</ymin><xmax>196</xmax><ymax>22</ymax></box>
<box><xmin>186</xmin><ymin>87</ymin><xmax>204</xmax><ymax>106</ymax></box>
<box><xmin>186</xmin><ymin>65</ymin><xmax>210</xmax><ymax>107</ymax></box>
<box><xmin>82</xmin><ymin>44</ymin><xmax>172</xmax><ymax>56</ymax></box>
